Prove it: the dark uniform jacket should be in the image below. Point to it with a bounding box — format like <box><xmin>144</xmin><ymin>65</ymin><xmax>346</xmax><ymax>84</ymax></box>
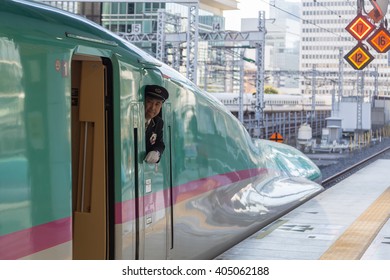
<box><xmin>146</xmin><ymin>116</ymin><xmax>165</xmax><ymax>156</ymax></box>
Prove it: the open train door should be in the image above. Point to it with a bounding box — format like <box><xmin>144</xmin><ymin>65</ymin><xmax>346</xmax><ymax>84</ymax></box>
<box><xmin>70</xmin><ymin>55</ymin><xmax>114</xmax><ymax>259</ymax></box>
<box><xmin>136</xmin><ymin>67</ymin><xmax>173</xmax><ymax>259</ymax></box>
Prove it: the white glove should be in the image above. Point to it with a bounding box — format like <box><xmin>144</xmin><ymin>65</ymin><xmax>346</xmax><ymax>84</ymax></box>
<box><xmin>145</xmin><ymin>151</ymin><xmax>160</xmax><ymax>163</ymax></box>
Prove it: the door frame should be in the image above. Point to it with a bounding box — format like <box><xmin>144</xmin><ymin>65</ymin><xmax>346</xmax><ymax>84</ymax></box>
<box><xmin>70</xmin><ymin>53</ymin><xmax>115</xmax><ymax>259</ymax></box>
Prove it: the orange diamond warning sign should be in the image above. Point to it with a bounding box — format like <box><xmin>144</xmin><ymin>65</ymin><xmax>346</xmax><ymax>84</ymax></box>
<box><xmin>368</xmin><ymin>26</ymin><xmax>390</xmax><ymax>53</ymax></box>
<box><xmin>345</xmin><ymin>14</ymin><xmax>375</xmax><ymax>40</ymax></box>
<box><xmin>344</xmin><ymin>43</ymin><xmax>374</xmax><ymax>70</ymax></box>
<box><xmin>269</xmin><ymin>132</ymin><xmax>283</xmax><ymax>143</ymax></box>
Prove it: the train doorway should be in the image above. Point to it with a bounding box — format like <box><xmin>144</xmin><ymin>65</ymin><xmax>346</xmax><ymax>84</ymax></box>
<box><xmin>137</xmin><ymin>68</ymin><xmax>173</xmax><ymax>259</ymax></box>
<box><xmin>70</xmin><ymin>55</ymin><xmax>114</xmax><ymax>259</ymax></box>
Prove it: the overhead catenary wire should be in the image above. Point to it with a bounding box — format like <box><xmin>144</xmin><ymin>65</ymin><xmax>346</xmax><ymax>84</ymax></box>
<box><xmin>313</xmin><ymin>0</ymin><xmax>342</xmax><ymax>18</ymax></box>
<box><xmin>260</xmin><ymin>0</ymin><xmax>353</xmax><ymax>39</ymax></box>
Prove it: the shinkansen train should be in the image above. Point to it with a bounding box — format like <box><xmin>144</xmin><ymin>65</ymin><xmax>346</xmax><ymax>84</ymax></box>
<box><xmin>212</xmin><ymin>92</ymin><xmax>332</xmax><ymax>113</ymax></box>
<box><xmin>0</xmin><ymin>0</ymin><xmax>323</xmax><ymax>260</ymax></box>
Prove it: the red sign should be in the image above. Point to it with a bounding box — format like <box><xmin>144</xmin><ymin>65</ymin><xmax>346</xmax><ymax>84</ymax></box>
<box><xmin>368</xmin><ymin>8</ymin><xmax>384</xmax><ymax>22</ymax></box>
<box><xmin>269</xmin><ymin>132</ymin><xmax>283</xmax><ymax>143</ymax></box>
<box><xmin>368</xmin><ymin>26</ymin><xmax>390</xmax><ymax>53</ymax></box>
<box><xmin>344</xmin><ymin>43</ymin><xmax>374</xmax><ymax>70</ymax></box>
<box><xmin>368</xmin><ymin>0</ymin><xmax>389</xmax><ymax>22</ymax></box>
<box><xmin>345</xmin><ymin>14</ymin><xmax>375</xmax><ymax>40</ymax></box>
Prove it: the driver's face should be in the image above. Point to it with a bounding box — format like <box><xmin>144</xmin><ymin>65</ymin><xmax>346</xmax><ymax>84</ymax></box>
<box><xmin>145</xmin><ymin>97</ymin><xmax>163</xmax><ymax>120</ymax></box>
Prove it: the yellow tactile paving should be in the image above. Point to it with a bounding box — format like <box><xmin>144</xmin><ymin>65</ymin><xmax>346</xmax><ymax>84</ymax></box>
<box><xmin>320</xmin><ymin>187</ymin><xmax>390</xmax><ymax>260</ymax></box>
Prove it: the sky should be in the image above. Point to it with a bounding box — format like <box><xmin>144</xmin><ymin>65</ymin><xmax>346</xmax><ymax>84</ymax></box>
<box><xmin>223</xmin><ymin>0</ymin><xmax>300</xmax><ymax>31</ymax></box>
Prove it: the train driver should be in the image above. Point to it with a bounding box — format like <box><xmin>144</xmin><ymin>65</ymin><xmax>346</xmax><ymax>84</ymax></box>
<box><xmin>144</xmin><ymin>85</ymin><xmax>169</xmax><ymax>164</ymax></box>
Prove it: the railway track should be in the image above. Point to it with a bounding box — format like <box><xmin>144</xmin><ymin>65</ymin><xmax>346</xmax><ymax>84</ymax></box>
<box><xmin>321</xmin><ymin>146</ymin><xmax>390</xmax><ymax>189</ymax></box>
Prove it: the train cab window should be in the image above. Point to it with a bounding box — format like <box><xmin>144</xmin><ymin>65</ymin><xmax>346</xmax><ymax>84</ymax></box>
<box><xmin>144</xmin><ymin>85</ymin><xmax>169</xmax><ymax>164</ymax></box>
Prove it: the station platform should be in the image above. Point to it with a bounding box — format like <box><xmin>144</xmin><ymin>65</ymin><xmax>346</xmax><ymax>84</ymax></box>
<box><xmin>215</xmin><ymin>159</ymin><xmax>390</xmax><ymax>260</ymax></box>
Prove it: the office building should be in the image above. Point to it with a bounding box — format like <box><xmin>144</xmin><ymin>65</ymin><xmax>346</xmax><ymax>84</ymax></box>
<box><xmin>300</xmin><ymin>0</ymin><xmax>389</xmax><ymax>98</ymax></box>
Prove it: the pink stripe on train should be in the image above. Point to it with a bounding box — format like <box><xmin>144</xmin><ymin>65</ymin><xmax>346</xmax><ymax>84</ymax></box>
<box><xmin>0</xmin><ymin>168</ymin><xmax>267</xmax><ymax>259</ymax></box>
<box><xmin>0</xmin><ymin>217</ymin><xmax>71</xmax><ymax>260</ymax></box>
<box><xmin>115</xmin><ymin>168</ymin><xmax>267</xmax><ymax>224</ymax></box>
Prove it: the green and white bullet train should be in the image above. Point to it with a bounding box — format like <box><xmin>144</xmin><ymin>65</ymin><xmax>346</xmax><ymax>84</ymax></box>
<box><xmin>0</xmin><ymin>0</ymin><xmax>323</xmax><ymax>260</ymax></box>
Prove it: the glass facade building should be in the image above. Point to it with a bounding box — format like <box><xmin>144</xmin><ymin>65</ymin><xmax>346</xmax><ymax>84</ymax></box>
<box><xmin>101</xmin><ymin>2</ymin><xmax>227</xmax><ymax>91</ymax></box>
<box><xmin>35</xmin><ymin>1</ymin><xmax>239</xmax><ymax>90</ymax></box>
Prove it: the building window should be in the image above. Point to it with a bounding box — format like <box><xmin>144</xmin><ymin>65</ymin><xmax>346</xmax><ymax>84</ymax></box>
<box><xmin>136</xmin><ymin>3</ymin><xmax>143</xmax><ymax>14</ymax></box>
<box><xmin>128</xmin><ymin>3</ymin><xmax>135</xmax><ymax>14</ymax></box>
<box><xmin>145</xmin><ymin>3</ymin><xmax>151</xmax><ymax>12</ymax></box>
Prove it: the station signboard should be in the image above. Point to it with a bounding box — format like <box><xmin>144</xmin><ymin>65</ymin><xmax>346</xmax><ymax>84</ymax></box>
<box><xmin>344</xmin><ymin>43</ymin><xmax>374</xmax><ymax>70</ymax></box>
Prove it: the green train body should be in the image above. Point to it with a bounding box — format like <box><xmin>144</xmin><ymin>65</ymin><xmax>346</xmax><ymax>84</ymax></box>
<box><xmin>0</xmin><ymin>0</ymin><xmax>323</xmax><ymax>259</ymax></box>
